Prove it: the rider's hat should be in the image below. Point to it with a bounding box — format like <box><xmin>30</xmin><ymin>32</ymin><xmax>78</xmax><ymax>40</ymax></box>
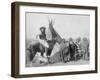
<box><xmin>40</xmin><ymin>26</ymin><xmax>46</xmax><ymax>30</ymax></box>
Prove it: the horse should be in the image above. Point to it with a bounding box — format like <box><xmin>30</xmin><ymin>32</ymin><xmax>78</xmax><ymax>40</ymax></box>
<box><xmin>27</xmin><ymin>39</ymin><xmax>57</xmax><ymax>62</ymax></box>
<box><xmin>27</xmin><ymin>42</ymin><xmax>45</xmax><ymax>61</ymax></box>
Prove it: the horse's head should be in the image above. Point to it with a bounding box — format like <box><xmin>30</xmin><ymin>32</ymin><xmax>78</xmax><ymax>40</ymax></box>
<box><xmin>26</xmin><ymin>45</ymin><xmax>36</xmax><ymax>61</ymax></box>
<box><xmin>27</xmin><ymin>45</ymin><xmax>33</xmax><ymax>53</ymax></box>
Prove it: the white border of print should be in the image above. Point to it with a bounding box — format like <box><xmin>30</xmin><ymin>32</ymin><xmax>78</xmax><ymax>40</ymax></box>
<box><xmin>19</xmin><ymin>6</ymin><xmax>95</xmax><ymax>75</ymax></box>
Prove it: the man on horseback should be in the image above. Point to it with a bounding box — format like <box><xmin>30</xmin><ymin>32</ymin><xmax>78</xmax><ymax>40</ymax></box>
<box><xmin>37</xmin><ymin>26</ymin><xmax>49</xmax><ymax>47</ymax></box>
<box><xmin>36</xmin><ymin>25</ymin><xmax>58</xmax><ymax>59</ymax></box>
<box><xmin>36</xmin><ymin>26</ymin><xmax>49</xmax><ymax>57</ymax></box>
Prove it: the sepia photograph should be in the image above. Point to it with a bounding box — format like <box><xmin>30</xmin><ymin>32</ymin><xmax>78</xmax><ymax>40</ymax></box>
<box><xmin>25</xmin><ymin>12</ymin><xmax>90</xmax><ymax>67</ymax></box>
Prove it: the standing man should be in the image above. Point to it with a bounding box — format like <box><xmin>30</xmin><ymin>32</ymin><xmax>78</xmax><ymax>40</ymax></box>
<box><xmin>81</xmin><ymin>37</ymin><xmax>89</xmax><ymax>60</ymax></box>
<box><xmin>75</xmin><ymin>37</ymin><xmax>82</xmax><ymax>60</ymax></box>
<box><xmin>69</xmin><ymin>38</ymin><xmax>77</xmax><ymax>60</ymax></box>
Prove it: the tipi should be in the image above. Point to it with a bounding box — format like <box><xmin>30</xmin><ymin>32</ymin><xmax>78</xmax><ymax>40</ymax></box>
<box><xmin>46</xmin><ymin>19</ymin><xmax>65</xmax><ymax>63</ymax></box>
<box><xmin>46</xmin><ymin>19</ymin><xmax>62</xmax><ymax>42</ymax></box>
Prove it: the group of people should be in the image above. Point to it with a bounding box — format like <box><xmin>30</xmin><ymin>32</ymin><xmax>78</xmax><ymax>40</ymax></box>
<box><xmin>35</xmin><ymin>26</ymin><xmax>89</xmax><ymax>63</ymax></box>
<box><xmin>49</xmin><ymin>37</ymin><xmax>89</xmax><ymax>64</ymax></box>
<box><xmin>68</xmin><ymin>37</ymin><xmax>89</xmax><ymax>61</ymax></box>
<box><xmin>26</xmin><ymin>26</ymin><xmax>89</xmax><ymax>66</ymax></box>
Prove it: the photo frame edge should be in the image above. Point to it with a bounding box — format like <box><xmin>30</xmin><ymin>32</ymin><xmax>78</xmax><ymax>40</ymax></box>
<box><xmin>11</xmin><ymin>2</ymin><xmax>20</xmax><ymax>77</ymax></box>
<box><xmin>11</xmin><ymin>2</ymin><xmax>98</xmax><ymax>78</ymax></box>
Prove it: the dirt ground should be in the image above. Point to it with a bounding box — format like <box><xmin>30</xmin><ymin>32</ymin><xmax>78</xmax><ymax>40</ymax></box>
<box><xmin>26</xmin><ymin>55</ymin><xmax>89</xmax><ymax>67</ymax></box>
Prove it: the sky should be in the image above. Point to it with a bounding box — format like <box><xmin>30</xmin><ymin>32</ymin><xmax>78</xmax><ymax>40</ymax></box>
<box><xmin>25</xmin><ymin>12</ymin><xmax>90</xmax><ymax>40</ymax></box>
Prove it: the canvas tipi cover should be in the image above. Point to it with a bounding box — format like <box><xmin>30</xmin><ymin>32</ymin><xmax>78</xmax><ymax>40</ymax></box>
<box><xmin>46</xmin><ymin>19</ymin><xmax>62</xmax><ymax>42</ymax></box>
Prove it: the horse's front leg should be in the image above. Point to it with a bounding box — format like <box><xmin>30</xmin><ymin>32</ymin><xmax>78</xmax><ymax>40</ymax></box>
<box><xmin>41</xmin><ymin>47</ymin><xmax>48</xmax><ymax>58</ymax></box>
<box><xmin>46</xmin><ymin>48</ymin><xmax>53</xmax><ymax>63</ymax></box>
<box><xmin>46</xmin><ymin>48</ymin><xmax>52</xmax><ymax>57</ymax></box>
<box><xmin>41</xmin><ymin>52</ymin><xmax>44</xmax><ymax>57</ymax></box>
